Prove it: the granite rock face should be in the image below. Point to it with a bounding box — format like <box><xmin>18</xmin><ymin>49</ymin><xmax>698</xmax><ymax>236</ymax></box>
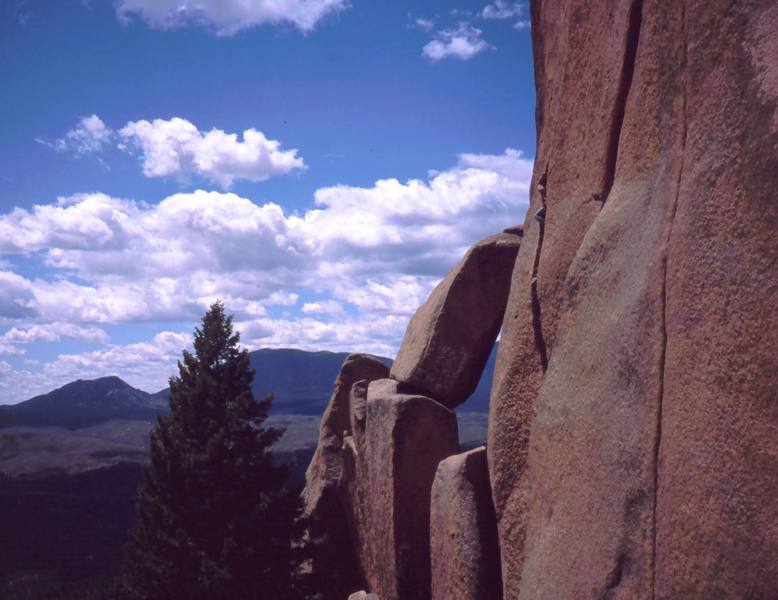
<box><xmin>306</xmin><ymin>5</ymin><xmax>776</xmax><ymax>595</ymax></box>
<box><xmin>390</xmin><ymin>232</ymin><xmax>520</xmax><ymax>409</ymax></box>
<box><xmin>430</xmin><ymin>446</ymin><xmax>501</xmax><ymax>600</ymax></box>
<box><xmin>301</xmin><ymin>354</ymin><xmax>389</xmax><ymax>599</ymax></box>
<box><xmin>488</xmin><ymin>1</ymin><xmax>778</xmax><ymax>599</ymax></box>
<box><xmin>651</xmin><ymin>3</ymin><xmax>778</xmax><ymax>596</ymax></box>
<box><xmin>344</xmin><ymin>379</ymin><xmax>459</xmax><ymax>600</ymax></box>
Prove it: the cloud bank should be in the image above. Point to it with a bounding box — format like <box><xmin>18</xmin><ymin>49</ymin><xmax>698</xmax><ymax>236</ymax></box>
<box><xmin>0</xmin><ymin>148</ymin><xmax>532</xmax><ymax>401</ymax></box>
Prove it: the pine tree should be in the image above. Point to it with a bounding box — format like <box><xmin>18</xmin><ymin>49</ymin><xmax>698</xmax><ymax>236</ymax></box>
<box><xmin>126</xmin><ymin>302</ymin><xmax>306</xmax><ymax>599</ymax></box>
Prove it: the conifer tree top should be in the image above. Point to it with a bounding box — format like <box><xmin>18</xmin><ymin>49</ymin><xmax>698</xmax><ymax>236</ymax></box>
<box><xmin>192</xmin><ymin>301</ymin><xmax>241</xmax><ymax>370</ymax></box>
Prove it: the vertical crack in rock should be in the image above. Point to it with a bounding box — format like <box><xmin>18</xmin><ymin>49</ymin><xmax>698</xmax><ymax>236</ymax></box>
<box><xmin>652</xmin><ymin>267</ymin><xmax>668</xmax><ymax>600</ymax></box>
<box><xmin>596</xmin><ymin>0</ymin><xmax>645</xmax><ymax>204</ymax></box>
<box><xmin>652</xmin><ymin>3</ymin><xmax>687</xmax><ymax>598</ymax></box>
<box><xmin>530</xmin><ymin>165</ymin><xmax>549</xmax><ymax>372</ymax></box>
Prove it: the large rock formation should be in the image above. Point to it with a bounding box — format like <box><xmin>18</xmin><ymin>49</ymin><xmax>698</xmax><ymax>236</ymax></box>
<box><xmin>305</xmin><ymin>5</ymin><xmax>776</xmax><ymax>597</ymax></box>
<box><xmin>430</xmin><ymin>446</ymin><xmax>501</xmax><ymax>600</ymax></box>
<box><xmin>304</xmin><ymin>230</ymin><xmax>516</xmax><ymax>599</ymax></box>
<box><xmin>345</xmin><ymin>379</ymin><xmax>459</xmax><ymax>600</ymax></box>
<box><xmin>488</xmin><ymin>1</ymin><xmax>778</xmax><ymax>598</ymax></box>
<box><xmin>302</xmin><ymin>354</ymin><xmax>389</xmax><ymax>598</ymax></box>
<box><xmin>390</xmin><ymin>232</ymin><xmax>520</xmax><ymax>409</ymax></box>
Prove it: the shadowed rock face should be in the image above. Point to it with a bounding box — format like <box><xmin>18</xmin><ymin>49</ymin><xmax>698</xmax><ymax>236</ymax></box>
<box><xmin>430</xmin><ymin>446</ymin><xmax>501</xmax><ymax>600</ymax></box>
<box><xmin>489</xmin><ymin>1</ymin><xmax>778</xmax><ymax>598</ymax></box>
<box><xmin>304</xmin><ymin>355</ymin><xmax>391</xmax><ymax>510</ymax></box>
<box><xmin>302</xmin><ymin>354</ymin><xmax>389</xmax><ymax>599</ymax></box>
<box><xmin>390</xmin><ymin>232</ymin><xmax>520</xmax><ymax>409</ymax></box>
<box><xmin>344</xmin><ymin>379</ymin><xmax>459</xmax><ymax>600</ymax></box>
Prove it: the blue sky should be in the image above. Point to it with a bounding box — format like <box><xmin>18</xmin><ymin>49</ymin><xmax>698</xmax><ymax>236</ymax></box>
<box><xmin>0</xmin><ymin>0</ymin><xmax>536</xmax><ymax>402</ymax></box>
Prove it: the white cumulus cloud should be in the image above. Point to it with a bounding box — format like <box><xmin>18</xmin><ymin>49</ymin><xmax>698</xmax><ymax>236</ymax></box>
<box><xmin>38</xmin><ymin>116</ymin><xmax>305</xmax><ymax>188</ymax></box>
<box><xmin>42</xmin><ymin>331</ymin><xmax>189</xmax><ymax>388</ymax></box>
<box><xmin>297</xmin><ymin>147</ymin><xmax>531</xmax><ymax>270</ymax></box>
<box><xmin>119</xmin><ymin>118</ymin><xmax>306</xmax><ymax>188</ymax></box>
<box><xmin>410</xmin><ymin>17</ymin><xmax>435</xmax><ymax>31</ymax></box>
<box><xmin>0</xmin><ymin>193</ymin><xmax>137</xmax><ymax>255</ymax></box>
<box><xmin>481</xmin><ymin>0</ymin><xmax>525</xmax><ymax>19</ymax></box>
<box><xmin>0</xmin><ymin>271</ymin><xmax>37</xmax><ymax>319</ymax></box>
<box><xmin>2</xmin><ymin>323</ymin><xmax>109</xmax><ymax>344</ymax></box>
<box><xmin>36</xmin><ymin>114</ymin><xmax>112</xmax><ymax>156</ymax></box>
<box><xmin>236</xmin><ymin>313</ymin><xmax>408</xmax><ymax>358</ymax></box>
<box><xmin>0</xmin><ymin>343</ymin><xmax>25</xmax><ymax>356</ymax></box>
<box><xmin>116</xmin><ymin>0</ymin><xmax>347</xmax><ymax>35</ymax></box>
<box><xmin>301</xmin><ymin>300</ymin><xmax>345</xmax><ymax>316</ymax></box>
<box><xmin>422</xmin><ymin>23</ymin><xmax>493</xmax><ymax>62</ymax></box>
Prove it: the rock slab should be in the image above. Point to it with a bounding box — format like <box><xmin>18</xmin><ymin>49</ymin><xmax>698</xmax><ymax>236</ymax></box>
<box><xmin>430</xmin><ymin>446</ymin><xmax>501</xmax><ymax>600</ymax></box>
<box><xmin>302</xmin><ymin>354</ymin><xmax>389</xmax><ymax>599</ymax></box>
<box><xmin>390</xmin><ymin>233</ymin><xmax>520</xmax><ymax>409</ymax></box>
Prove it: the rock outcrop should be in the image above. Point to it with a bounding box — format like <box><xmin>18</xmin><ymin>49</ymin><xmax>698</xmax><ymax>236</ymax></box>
<box><xmin>302</xmin><ymin>354</ymin><xmax>389</xmax><ymax>598</ymax></box>
<box><xmin>345</xmin><ymin>379</ymin><xmax>459</xmax><ymax>600</ymax></box>
<box><xmin>390</xmin><ymin>232</ymin><xmax>520</xmax><ymax>409</ymax></box>
<box><xmin>305</xmin><ymin>4</ymin><xmax>776</xmax><ymax>597</ymax></box>
<box><xmin>430</xmin><ymin>446</ymin><xmax>501</xmax><ymax>600</ymax></box>
<box><xmin>488</xmin><ymin>1</ymin><xmax>778</xmax><ymax>598</ymax></box>
<box><xmin>304</xmin><ymin>230</ymin><xmax>517</xmax><ymax>599</ymax></box>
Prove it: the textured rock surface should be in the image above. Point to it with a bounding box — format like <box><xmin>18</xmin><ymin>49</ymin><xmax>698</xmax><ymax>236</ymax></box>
<box><xmin>430</xmin><ymin>446</ymin><xmax>501</xmax><ymax>600</ymax></box>
<box><xmin>339</xmin><ymin>381</ymin><xmax>371</xmax><ymax>590</ymax></box>
<box><xmin>487</xmin><ymin>2</ymin><xmax>651</xmax><ymax>593</ymax></box>
<box><xmin>488</xmin><ymin>1</ymin><xmax>778</xmax><ymax>599</ymax></box>
<box><xmin>345</xmin><ymin>378</ymin><xmax>459</xmax><ymax>600</ymax></box>
<box><xmin>301</xmin><ymin>354</ymin><xmax>389</xmax><ymax>599</ymax></box>
<box><xmin>304</xmin><ymin>355</ymin><xmax>390</xmax><ymax>513</ymax></box>
<box><xmin>390</xmin><ymin>233</ymin><xmax>520</xmax><ymax>409</ymax></box>
<box><xmin>653</xmin><ymin>2</ymin><xmax>778</xmax><ymax>597</ymax></box>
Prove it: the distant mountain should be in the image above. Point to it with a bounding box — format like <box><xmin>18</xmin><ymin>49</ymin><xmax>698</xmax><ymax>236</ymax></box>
<box><xmin>0</xmin><ymin>346</ymin><xmax>495</xmax><ymax>430</ymax></box>
<box><xmin>0</xmin><ymin>377</ymin><xmax>166</xmax><ymax>429</ymax></box>
<box><xmin>149</xmin><ymin>348</ymin><xmax>393</xmax><ymax>415</ymax></box>
<box><xmin>251</xmin><ymin>348</ymin><xmax>393</xmax><ymax>413</ymax></box>
<box><xmin>155</xmin><ymin>346</ymin><xmax>495</xmax><ymax>414</ymax></box>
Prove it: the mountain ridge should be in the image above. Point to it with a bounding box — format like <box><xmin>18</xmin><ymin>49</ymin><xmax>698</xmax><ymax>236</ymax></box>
<box><xmin>0</xmin><ymin>346</ymin><xmax>494</xmax><ymax>430</ymax></box>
